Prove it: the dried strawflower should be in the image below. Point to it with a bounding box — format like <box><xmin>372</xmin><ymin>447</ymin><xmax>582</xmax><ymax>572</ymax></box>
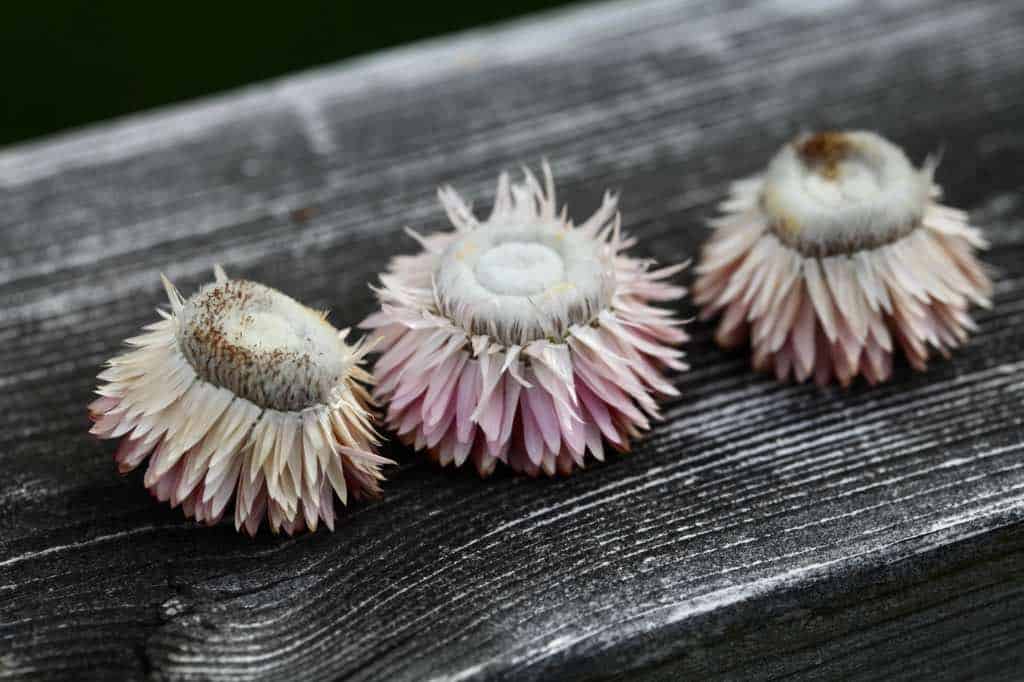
<box><xmin>89</xmin><ymin>266</ymin><xmax>390</xmax><ymax>535</ymax></box>
<box><xmin>694</xmin><ymin>131</ymin><xmax>992</xmax><ymax>386</ymax></box>
<box><xmin>361</xmin><ymin>163</ymin><xmax>688</xmax><ymax>477</ymax></box>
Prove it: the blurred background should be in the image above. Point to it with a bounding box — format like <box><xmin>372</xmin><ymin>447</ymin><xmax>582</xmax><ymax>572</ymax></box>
<box><xmin>1</xmin><ymin>2</ymin><xmax>577</xmax><ymax>148</ymax></box>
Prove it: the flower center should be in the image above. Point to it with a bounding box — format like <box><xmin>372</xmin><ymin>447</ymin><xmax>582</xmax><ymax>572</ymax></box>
<box><xmin>760</xmin><ymin>131</ymin><xmax>932</xmax><ymax>257</ymax></box>
<box><xmin>177</xmin><ymin>280</ymin><xmax>350</xmax><ymax>411</ymax></box>
<box><xmin>474</xmin><ymin>241</ymin><xmax>565</xmax><ymax>296</ymax></box>
<box><xmin>435</xmin><ymin>221</ymin><xmax>612</xmax><ymax>345</ymax></box>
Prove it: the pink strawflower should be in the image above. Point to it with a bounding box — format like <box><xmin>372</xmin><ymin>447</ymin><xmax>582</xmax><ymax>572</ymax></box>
<box><xmin>361</xmin><ymin>163</ymin><xmax>689</xmax><ymax>477</ymax></box>
<box><xmin>695</xmin><ymin>131</ymin><xmax>992</xmax><ymax>387</ymax></box>
<box><xmin>89</xmin><ymin>266</ymin><xmax>391</xmax><ymax>535</ymax></box>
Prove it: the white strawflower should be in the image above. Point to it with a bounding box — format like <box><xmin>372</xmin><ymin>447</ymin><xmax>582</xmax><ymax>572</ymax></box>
<box><xmin>90</xmin><ymin>266</ymin><xmax>391</xmax><ymax>535</ymax></box>
<box><xmin>362</xmin><ymin>163</ymin><xmax>689</xmax><ymax>476</ymax></box>
<box><xmin>695</xmin><ymin>131</ymin><xmax>992</xmax><ymax>386</ymax></box>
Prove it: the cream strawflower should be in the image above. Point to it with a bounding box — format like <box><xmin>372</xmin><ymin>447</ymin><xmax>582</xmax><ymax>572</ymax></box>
<box><xmin>362</xmin><ymin>163</ymin><xmax>688</xmax><ymax>476</ymax></box>
<box><xmin>695</xmin><ymin>131</ymin><xmax>992</xmax><ymax>386</ymax></box>
<box><xmin>89</xmin><ymin>266</ymin><xmax>391</xmax><ymax>535</ymax></box>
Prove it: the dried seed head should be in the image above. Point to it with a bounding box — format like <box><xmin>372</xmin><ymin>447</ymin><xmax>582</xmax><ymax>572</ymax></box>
<box><xmin>695</xmin><ymin>131</ymin><xmax>992</xmax><ymax>387</ymax></box>
<box><xmin>363</xmin><ymin>163</ymin><xmax>689</xmax><ymax>477</ymax></box>
<box><xmin>90</xmin><ymin>267</ymin><xmax>391</xmax><ymax>535</ymax></box>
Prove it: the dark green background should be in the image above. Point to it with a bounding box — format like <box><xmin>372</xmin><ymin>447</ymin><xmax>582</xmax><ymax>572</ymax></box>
<box><xmin>2</xmin><ymin>2</ymin><xmax>575</xmax><ymax>148</ymax></box>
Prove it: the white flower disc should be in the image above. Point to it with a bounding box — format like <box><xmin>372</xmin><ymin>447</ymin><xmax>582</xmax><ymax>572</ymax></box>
<box><xmin>761</xmin><ymin>130</ymin><xmax>933</xmax><ymax>256</ymax></box>
<box><xmin>436</xmin><ymin>218</ymin><xmax>613</xmax><ymax>344</ymax></box>
<box><xmin>178</xmin><ymin>279</ymin><xmax>353</xmax><ymax>412</ymax></box>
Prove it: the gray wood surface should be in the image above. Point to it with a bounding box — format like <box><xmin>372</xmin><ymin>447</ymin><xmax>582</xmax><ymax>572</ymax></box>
<box><xmin>2</xmin><ymin>0</ymin><xmax>1024</xmax><ymax>679</ymax></box>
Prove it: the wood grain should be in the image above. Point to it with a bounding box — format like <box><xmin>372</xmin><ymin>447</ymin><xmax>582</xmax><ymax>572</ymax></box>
<box><xmin>2</xmin><ymin>0</ymin><xmax>1024</xmax><ymax>679</ymax></box>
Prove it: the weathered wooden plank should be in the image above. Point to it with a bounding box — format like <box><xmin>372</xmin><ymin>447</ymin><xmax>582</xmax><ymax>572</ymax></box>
<box><xmin>1</xmin><ymin>0</ymin><xmax>1023</xmax><ymax>679</ymax></box>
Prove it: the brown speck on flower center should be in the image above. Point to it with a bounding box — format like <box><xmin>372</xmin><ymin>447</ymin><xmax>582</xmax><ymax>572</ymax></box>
<box><xmin>796</xmin><ymin>131</ymin><xmax>851</xmax><ymax>181</ymax></box>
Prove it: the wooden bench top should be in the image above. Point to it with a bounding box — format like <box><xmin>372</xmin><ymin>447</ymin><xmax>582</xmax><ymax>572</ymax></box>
<box><xmin>2</xmin><ymin>1</ymin><xmax>1023</xmax><ymax>679</ymax></box>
